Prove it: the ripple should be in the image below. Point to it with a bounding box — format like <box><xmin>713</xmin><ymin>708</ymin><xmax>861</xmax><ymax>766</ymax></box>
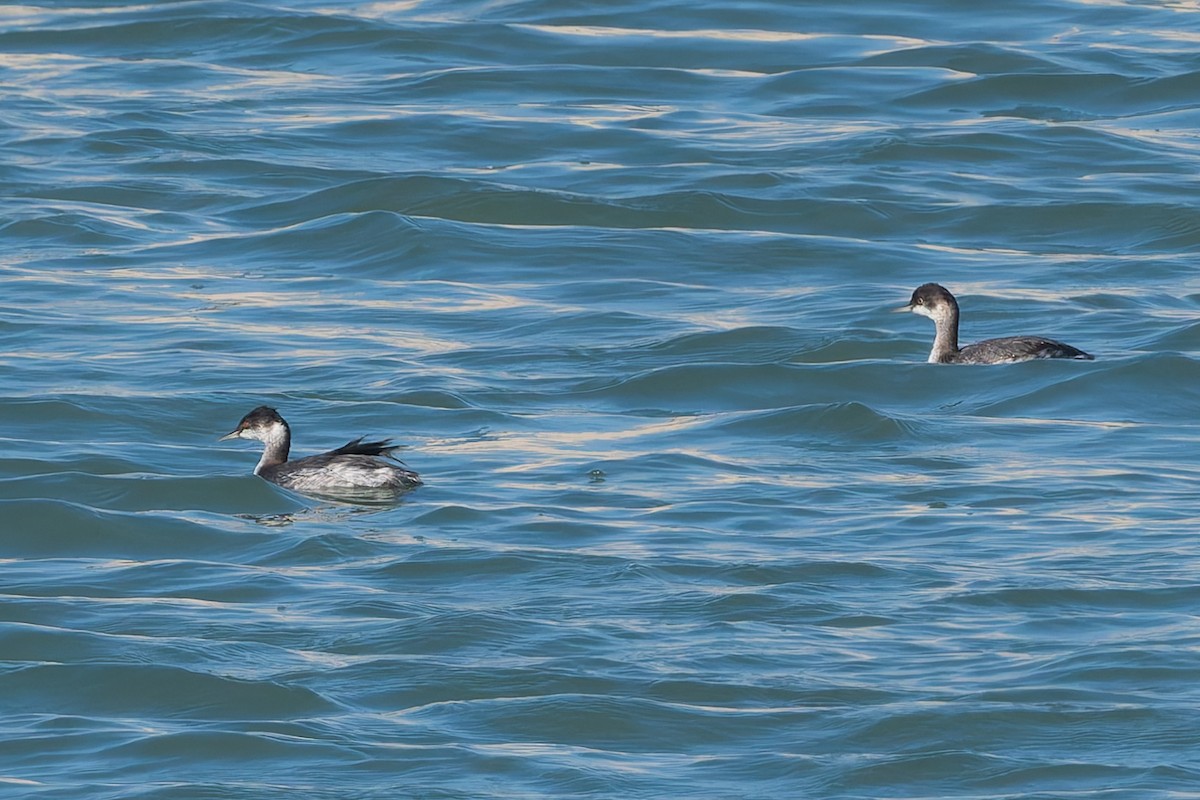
<box><xmin>1</xmin><ymin>663</ymin><xmax>336</xmax><ymax>719</ymax></box>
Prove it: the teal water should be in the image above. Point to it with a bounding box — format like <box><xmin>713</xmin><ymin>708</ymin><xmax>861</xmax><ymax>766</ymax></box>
<box><xmin>4</xmin><ymin>1</ymin><xmax>1200</xmax><ymax>797</ymax></box>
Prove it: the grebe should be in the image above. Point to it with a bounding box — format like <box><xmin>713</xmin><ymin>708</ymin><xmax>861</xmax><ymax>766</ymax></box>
<box><xmin>901</xmin><ymin>283</ymin><xmax>1093</xmax><ymax>364</ymax></box>
<box><xmin>219</xmin><ymin>406</ymin><xmax>421</xmax><ymax>495</ymax></box>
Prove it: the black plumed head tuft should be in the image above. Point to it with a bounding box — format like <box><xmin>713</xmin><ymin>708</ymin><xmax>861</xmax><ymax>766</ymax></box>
<box><xmin>238</xmin><ymin>406</ymin><xmax>286</xmax><ymax>428</ymax></box>
<box><xmin>908</xmin><ymin>282</ymin><xmax>957</xmax><ymax>310</ymax></box>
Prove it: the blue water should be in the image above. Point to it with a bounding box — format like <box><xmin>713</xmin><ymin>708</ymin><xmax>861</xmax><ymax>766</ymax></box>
<box><xmin>4</xmin><ymin>1</ymin><xmax>1200</xmax><ymax>797</ymax></box>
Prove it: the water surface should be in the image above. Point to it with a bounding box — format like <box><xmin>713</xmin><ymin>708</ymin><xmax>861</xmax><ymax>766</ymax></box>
<box><xmin>3</xmin><ymin>1</ymin><xmax>1200</xmax><ymax>797</ymax></box>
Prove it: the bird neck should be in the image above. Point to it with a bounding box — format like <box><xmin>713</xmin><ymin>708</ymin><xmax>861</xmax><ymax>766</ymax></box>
<box><xmin>927</xmin><ymin>306</ymin><xmax>961</xmax><ymax>363</ymax></box>
<box><xmin>254</xmin><ymin>423</ymin><xmax>291</xmax><ymax>475</ymax></box>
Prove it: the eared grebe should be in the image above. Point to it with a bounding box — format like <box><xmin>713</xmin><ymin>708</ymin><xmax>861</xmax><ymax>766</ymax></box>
<box><xmin>901</xmin><ymin>283</ymin><xmax>1093</xmax><ymax>364</ymax></box>
<box><xmin>219</xmin><ymin>406</ymin><xmax>421</xmax><ymax>495</ymax></box>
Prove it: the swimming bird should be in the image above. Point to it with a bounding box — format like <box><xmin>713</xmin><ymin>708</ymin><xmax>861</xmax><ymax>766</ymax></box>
<box><xmin>901</xmin><ymin>282</ymin><xmax>1093</xmax><ymax>364</ymax></box>
<box><xmin>219</xmin><ymin>406</ymin><xmax>421</xmax><ymax>495</ymax></box>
